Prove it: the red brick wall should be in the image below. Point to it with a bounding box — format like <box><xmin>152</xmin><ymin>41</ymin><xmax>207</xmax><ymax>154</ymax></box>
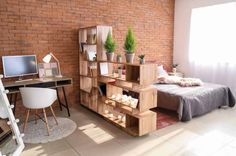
<box><xmin>0</xmin><ymin>0</ymin><xmax>174</xmax><ymax>117</ymax></box>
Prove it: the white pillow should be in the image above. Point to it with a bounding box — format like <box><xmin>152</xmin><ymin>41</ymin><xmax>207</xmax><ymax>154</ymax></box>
<box><xmin>157</xmin><ymin>65</ymin><xmax>168</xmax><ymax>78</ymax></box>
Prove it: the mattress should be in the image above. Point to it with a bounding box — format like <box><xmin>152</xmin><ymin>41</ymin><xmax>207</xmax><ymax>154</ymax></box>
<box><xmin>153</xmin><ymin>83</ymin><xmax>235</xmax><ymax>121</ymax></box>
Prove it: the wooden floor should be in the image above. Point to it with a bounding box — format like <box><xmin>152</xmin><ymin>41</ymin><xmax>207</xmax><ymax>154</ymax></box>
<box><xmin>21</xmin><ymin>105</ymin><xmax>236</xmax><ymax>156</ymax></box>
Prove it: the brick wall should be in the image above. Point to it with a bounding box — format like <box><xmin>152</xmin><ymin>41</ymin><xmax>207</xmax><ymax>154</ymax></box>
<box><xmin>0</xmin><ymin>0</ymin><xmax>174</xmax><ymax>117</ymax></box>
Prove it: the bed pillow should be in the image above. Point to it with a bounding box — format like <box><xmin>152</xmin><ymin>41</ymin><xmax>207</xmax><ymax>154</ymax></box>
<box><xmin>157</xmin><ymin>65</ymin><xmax>168</xmax><ymax>78</ymax></box>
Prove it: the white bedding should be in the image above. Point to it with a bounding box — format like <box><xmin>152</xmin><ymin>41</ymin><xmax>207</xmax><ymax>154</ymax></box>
<box><xmin>157</xmin><ymin>76</ymin><xmax>203</xmax><ymax>87</ymax></box>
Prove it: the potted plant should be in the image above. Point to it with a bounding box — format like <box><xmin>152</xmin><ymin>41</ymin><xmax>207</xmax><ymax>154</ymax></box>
<box><xmin>172</xmin><ymin>63</ymin><xmax>178</xmax><ymax>73</ymax></box>
<box><xmin>138</xmin><ymin>54</ymin><xmax>145</xmax><ymax>64</ymax></box>
<box><xmin>116</xmin><ymin>53</ymin><xmax>122</xmax><ymax>62</ymax></box>
<box><xmin>124</xmin><ymin>27</ymin><xmax>136</xmax><ymax>63</ymax></box>
<box><xmin>104</xmin><ymin>31</ymin><xmax>116</xmax><ymax>61</ymax></box>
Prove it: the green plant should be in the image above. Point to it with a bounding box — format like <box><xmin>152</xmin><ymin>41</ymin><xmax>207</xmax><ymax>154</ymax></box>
<box><xmin>172</xmin><ymin>63</ymin><xmax>179</xmax><ymax>68</ymax></box>
<box><xmin>124</xmin><ymin>27</ymin><xmax>136</xmax><ymax>54</ymax></box>
<box><xmin>117</xmin><ymin>53</ymin><xmax>122</xmax><ymax>57</ymax></box>
<box><xmin>138</xmin><ymin>54</ymin><xmax>145</xmax><ymax>60</ymax></box>
<box><xmin>104</xmin><ymin>31</ymin><xmax>116</xmax><ymax>53</ymax></box>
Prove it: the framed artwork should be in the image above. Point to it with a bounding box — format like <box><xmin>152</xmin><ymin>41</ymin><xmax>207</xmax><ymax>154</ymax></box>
<box><xmin>86</xmin><ymin>50</ymin><xmax>96</xmax><ymax>61</ymax></box>
<box><xmin>99</xmin><ymin>62</ymin><xmax>108</xmax><ymax>75</ymax></box>
<box><xmin>38</xmin><ymin>63</ymin><xmax>59</xmax><ymax>78</ymax></box>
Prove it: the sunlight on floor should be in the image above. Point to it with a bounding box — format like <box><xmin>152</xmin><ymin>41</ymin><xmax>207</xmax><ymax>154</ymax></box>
<box><xmin>78</xmin><ymin>123</ymin><xmax>114</xmax><ymax>144</ymax></box>
<box><xmin>121</xmin><ymin>128</ymin><xmax>236</xmax><ymax>156</ymax></box>
<box><xmin>120</xmin><ymin>128</ymin><xmax>189</xmax><ymax>156</ymax></box>
<box><xmin>178</xmin><ymin>130</ymin><xmax>236</xmax><ymax>156</ymax></box>
<box><xmin>23</xmin><ymin>145</ymin><xmax>45</xmax><ymax>155</ymax></box>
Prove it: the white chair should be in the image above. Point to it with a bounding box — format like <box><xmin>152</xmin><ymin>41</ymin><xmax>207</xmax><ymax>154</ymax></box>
<box><xmin>20</xmin><ymin>87</ymin><xmax>58</xmax><ymax>135</ymax></box>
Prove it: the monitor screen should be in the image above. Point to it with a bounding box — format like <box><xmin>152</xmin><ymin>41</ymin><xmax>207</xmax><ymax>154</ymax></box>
<box><xmin>2</xmin><ymin>55</ymin><xmax>38</xmax><ymax>78</ymax></box>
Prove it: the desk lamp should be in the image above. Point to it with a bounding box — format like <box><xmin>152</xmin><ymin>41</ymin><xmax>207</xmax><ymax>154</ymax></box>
<box><xmin>43</xmin><ymin>52</ymin><xmax>62</xmax><ymax>77</ymax></box>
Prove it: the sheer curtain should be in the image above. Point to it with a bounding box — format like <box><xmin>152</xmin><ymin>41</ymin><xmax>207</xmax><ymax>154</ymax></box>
<box><xmin>188</xmin><ymin>2</ymin><xmax>236</xmax><ymax>96</ymax></box>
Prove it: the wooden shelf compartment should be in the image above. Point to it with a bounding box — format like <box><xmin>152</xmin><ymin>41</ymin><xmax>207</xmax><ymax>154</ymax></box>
<box><xmin>98</xmin><ymin>63</ymin><xmax>157</xmax><ymax>86</ymax></box>
<box><xmin>106</xmin><ymin>84</ymin><xmax>157</xmax><ymax>113</ymax></box>
<box><xmin>126</xmin><ymin>64</ymin><xmax>157</xmax><ymax>86</ymax></box>
<box><xmin>100</xmin><ymin>102</ymin><xmax>126</xmax><ymax>128</ymax></box>
<box><xmin>80</xmin><ymin>61</ymin><xmax>97</xmax><ymax>77</ymax></box>
<box><xmin>79</xmin><ymin>27</ymin><xmax>97</xmax><ymax>45</ymax></box>
<box><xmin>80</xmin><ymin>89</ymin><xmax>98</xmax><ymax>112</ymax></box>
<box><xmin>99</xmin><ymin>73</ymin><xmax>142</xmax><ymax>85</ymax></box>
<box><xmin>101</xmin><ymin>96</ymin><xmax>139</xmax><ymax>115</ymax></box>
<box><xmin>126</xmin><ymin>111</ymin><xmax>157</xmax><ymax>136</ymax></box>
<box><xmin>107</xmin><ymin>98</ymin><xmax>139</xmax><ymax>115</ymax></box>
<box><xmin>98</xmin><ymin>77</ymin><xmax>153</xmax><ymax>93</ymax></box>
<box><xmin>102</xmin><ymin>113</ymin><xmax>126</xmax><ymax>128</ymax></box>
<box><xmin>97</xmin><ymin>97</ymin><xmax>157</xmax><ymax>136</ymax></box>
<box><xmin>99</xmin><ymin>74</ymin><xmax>126</xmax><ymax>82</ymax></box>
<box><xmin>80</xmin><ymin>76</ymin><xmax>97</xmax><ymax>93</ymax></box>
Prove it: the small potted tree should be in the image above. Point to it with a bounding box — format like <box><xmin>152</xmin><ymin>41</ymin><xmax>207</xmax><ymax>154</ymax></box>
<box><xmin>138</xmin><ymin>54</ymin><xmax>145</xmax><ymax>64</ymax></box>
<box><xmin>124</xmin><ymin>27</ymin><xmax>136</xmax><ymax>63</ymax></box>
<box><xmin>104</xmin><ymin>31</ymin><xmax>116</xmax><ymax>61</ymax></box>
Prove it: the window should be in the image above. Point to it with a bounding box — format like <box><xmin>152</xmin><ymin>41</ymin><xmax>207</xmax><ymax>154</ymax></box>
<box><xmin>189</xmin><ymin>2</ymin><xmax>236</xmax><ymax>65</ymax></box>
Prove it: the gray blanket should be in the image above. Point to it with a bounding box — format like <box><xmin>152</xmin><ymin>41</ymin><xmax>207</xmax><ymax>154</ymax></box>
<box><xmin>154</xmin><ymin>83</ymin><xmax>235</xmax><ymax>121</ymax></box>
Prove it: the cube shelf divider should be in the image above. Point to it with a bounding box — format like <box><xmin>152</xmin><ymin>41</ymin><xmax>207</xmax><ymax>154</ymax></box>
<box><xmin>79</xmin><ymin>25</ymin><xmax>157</xmax><ymax>136</ymax></box>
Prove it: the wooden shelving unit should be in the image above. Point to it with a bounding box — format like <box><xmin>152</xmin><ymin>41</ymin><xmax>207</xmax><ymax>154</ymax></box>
<box><xmin>79</xmin><ymin>25</ymin><xmax>157</xmax><ymax>136</ymax></box>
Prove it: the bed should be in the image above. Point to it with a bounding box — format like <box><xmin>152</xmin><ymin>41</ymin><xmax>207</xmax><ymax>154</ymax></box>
<box><xmin>153</xmin><ymin>83</ymin><xmax>235</xmax><ymax>121</ymax></box>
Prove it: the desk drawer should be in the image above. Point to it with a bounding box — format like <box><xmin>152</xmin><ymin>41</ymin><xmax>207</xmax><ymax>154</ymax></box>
<box><xmin>57</xmin><ymin>79</ymin><xmax>72</xmax><ymax>86</ymax></box>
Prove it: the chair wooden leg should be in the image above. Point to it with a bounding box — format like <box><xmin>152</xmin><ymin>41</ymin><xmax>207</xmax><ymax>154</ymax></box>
<box><xmin>23</xmin><ymin>109</ymin><xmax>30</xmax><ymax>133</ymax></box>
<box><xmin>35</xmin><ymin>109</ymin><xmax>37</xmax><ymax>124</ymax></box>
<box><xmin>50</xmin><ymin>106</ymin><xmax>58</xmax><ymax>125</ymax></box>
<box><xmin>43</xmin><ymin>108</ymin><xmax>50</xmax><ymax>136</ymax></box>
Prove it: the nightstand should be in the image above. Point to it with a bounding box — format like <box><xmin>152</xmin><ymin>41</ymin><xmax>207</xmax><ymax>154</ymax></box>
<box><xmin>168</xmin><ymin>72</ymin><xmax>184</xmax><ymax>78</ymax></box>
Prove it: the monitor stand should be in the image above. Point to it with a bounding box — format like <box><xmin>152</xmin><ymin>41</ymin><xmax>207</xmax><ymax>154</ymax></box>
<box><xmin>15</xmin><ymin>76</ymin><xmax>33</xmax><ymax>83</ymax></box>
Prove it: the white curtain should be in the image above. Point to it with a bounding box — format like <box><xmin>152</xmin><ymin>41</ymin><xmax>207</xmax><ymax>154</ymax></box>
<box><xmin>188</xmin><ymin>2</ymin><xmax>236</xmax><ymax>96</ymax></box>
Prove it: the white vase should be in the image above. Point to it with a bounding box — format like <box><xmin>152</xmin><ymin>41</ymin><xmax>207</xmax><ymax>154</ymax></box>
<box><xmin>118</xmin><ymin>69</ymin><xmax>122</xmax><ymax>78</ymax></box>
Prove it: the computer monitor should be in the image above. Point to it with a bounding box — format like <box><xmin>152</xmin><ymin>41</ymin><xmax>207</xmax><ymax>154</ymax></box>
<box><xmin>2</xmin><ymin>55</ymin><xmax>38</xmax><ymax>78</ymax></box>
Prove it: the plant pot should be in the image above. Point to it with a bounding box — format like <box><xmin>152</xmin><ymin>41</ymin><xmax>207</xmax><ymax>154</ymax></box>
<box><xmin>172</xmin><ymin>68</ymin><xmax>177</xmax><ymax>73</ymax></box>
<box><xmin>125</xmin><ymin>53</ymin><xmax>135</xmax><ymax>63</ymax></box>
<box><xmin>106</xmin><ymin>52</ymin><xmax>114</xmax><ymax>62</ymax></box>
<box><xmin>117</xmin><ymin>56</ymin><xmax>122</xmax><ymax>63</ymax></box>
<box><xmin>118</xmin><ymin>69</ymin><xmax>122</xmax><ymax>78</ymax></box>
<box><xmin>139</xmin><ymin>59</ymin><xmax>145</xmax><ymax>64</ymax></box>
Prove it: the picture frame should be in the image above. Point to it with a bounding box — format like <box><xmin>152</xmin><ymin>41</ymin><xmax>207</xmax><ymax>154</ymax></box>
<box><xmin>38</xmin><ymin>63</ymin><xmax>59</xmax><ymax>78</ymax></box>
<box><xmin>86</xmin><ymin>50</ymin><xmax>96</xmax><ymax>61</ymax></box>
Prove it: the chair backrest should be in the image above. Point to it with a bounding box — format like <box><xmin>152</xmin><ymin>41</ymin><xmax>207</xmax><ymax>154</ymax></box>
<box><xmin>20</xmin><ymin>87</ymin><xmax>57</xmax><ymax>109</ymax></box>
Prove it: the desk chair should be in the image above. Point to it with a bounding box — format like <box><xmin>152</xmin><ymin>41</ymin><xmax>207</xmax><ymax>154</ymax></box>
<box><xmin>20</xmin><ymin>87</ymin><xmax>58</xmax><ymax>136</ymax></box>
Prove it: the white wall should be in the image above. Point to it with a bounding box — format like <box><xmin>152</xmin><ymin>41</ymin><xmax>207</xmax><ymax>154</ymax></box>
<box><xmin>173</xmin><ymin>0</ymin><xmax>236</xmax><ymax>77</ymax></box>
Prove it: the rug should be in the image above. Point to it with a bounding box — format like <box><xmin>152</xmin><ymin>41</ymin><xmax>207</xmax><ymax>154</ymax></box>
<box><xmin>152</xmin><ymin>108</ymin><xmax>179</xmax><ymax>129</ymax></box>
<box><xmin>19</xmin><ymin>117</ymin><xmax>76</xmax><ymax>144</ymax></box>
